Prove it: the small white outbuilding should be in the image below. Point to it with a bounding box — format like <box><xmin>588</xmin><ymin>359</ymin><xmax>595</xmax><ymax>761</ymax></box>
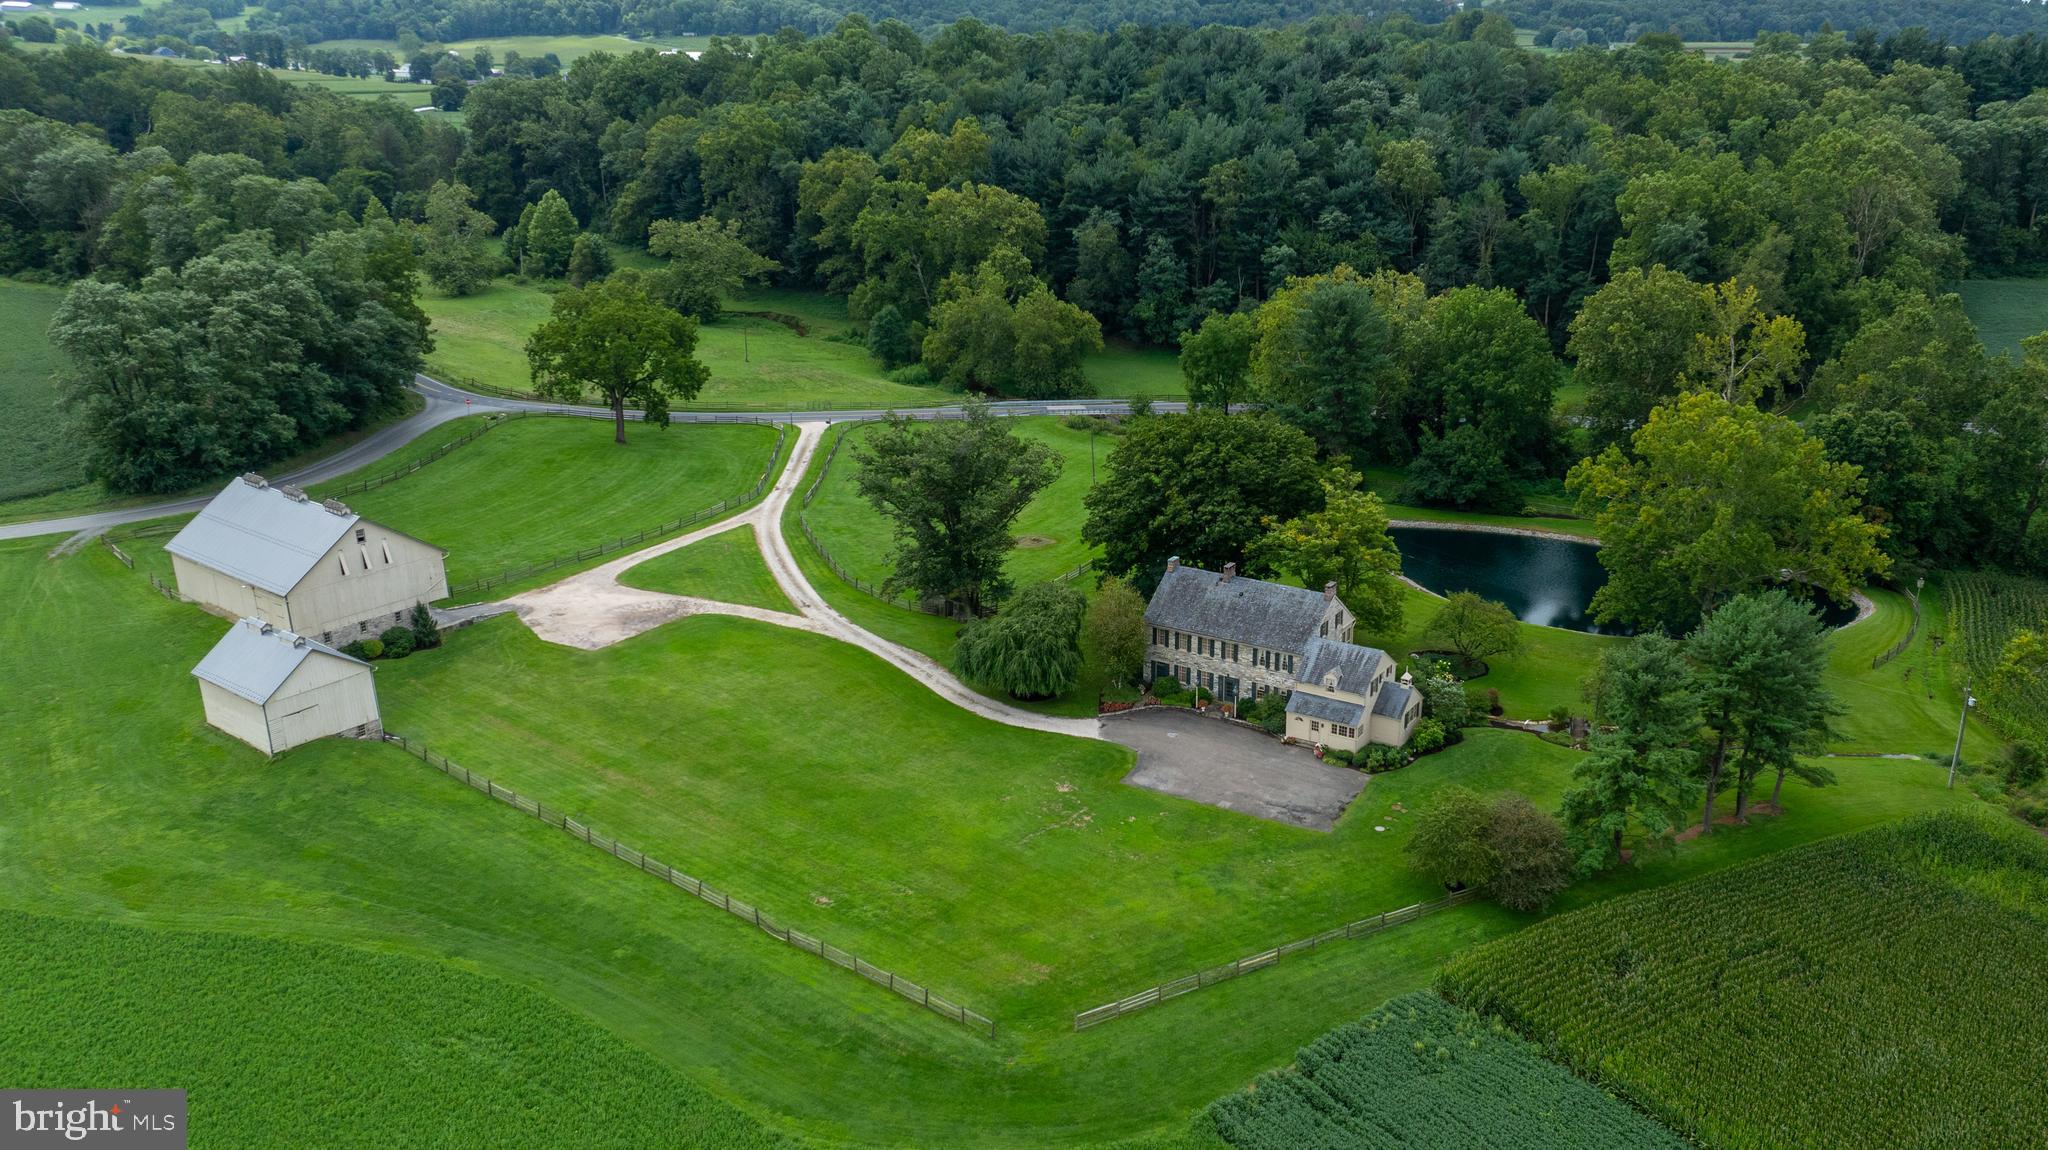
<box><xmin>192</xmin><ymin>618</ymin><xmax>380</xmax><ymax>756</ymax></box>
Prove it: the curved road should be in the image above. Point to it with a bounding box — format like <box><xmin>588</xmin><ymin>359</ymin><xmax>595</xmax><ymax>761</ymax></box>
<box><xmin>1</xmin><ymin>373</ymin><xmax>1182</xmax><ymax>542</ymax></box>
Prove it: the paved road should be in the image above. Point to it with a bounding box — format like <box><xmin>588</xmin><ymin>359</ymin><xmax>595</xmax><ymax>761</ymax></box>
<box><xmin>2</xmin><ymin>373</ymin><xmax>1185</xmax><ymax>542</ymax></box>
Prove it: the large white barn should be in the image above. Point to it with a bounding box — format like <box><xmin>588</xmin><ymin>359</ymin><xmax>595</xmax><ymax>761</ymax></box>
<box><xmin>191</xmin><ymin>618</ymin><xmax>380</xmax><ymax>755</ymax></box>
<box><xmin>166</xmin><ymin>475</ymin><xmax>448</xmax><ymax>645</ymax></box>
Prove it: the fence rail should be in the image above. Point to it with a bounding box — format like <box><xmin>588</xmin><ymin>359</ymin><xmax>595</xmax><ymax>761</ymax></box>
<box><xmin>382</xmin><ymin>733</ymin><xmax>996</xmax><ymax>1038</ymax></box>
<box><xmin>1870</xmin><ymin>583</ymin><xmax>1923</xmax><ymax>670</ymax></box>
<box><xmin>446</xmin><ymin>423</ymin><xmax>789</xmax><ymax>598</ymax></box>
<box><xmin>1072</xmin><ymin>888</ymin><xmax>1480</xmax><ymax>1031</ymax></box>
<box><xmin>102</xmin><ymin>537</ymin><xmax>133</xmax><ymax>569</ymax></box>
<box><xmin>146</xmin><ymin>573</ymin><xmax>182</xmax><ymax>601</ymax></box>
<box><xmin>324</xmin><ymin>410</ymin><xmax>520</xmax><ymax>499</ymax></box>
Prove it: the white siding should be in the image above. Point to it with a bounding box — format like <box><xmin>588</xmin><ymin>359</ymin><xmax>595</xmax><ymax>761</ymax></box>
<box><xmin>287</xmin><ymin>521</ymin><xmax>447</xmax><ymax>640</ymax></box>
<box><xmin>173</xmin><ymin>553</ymin><xmax>292</xmax><ymax>628</ymax></box>
<box><xmin>198</xmin><ymin>678</ymin><xmax>275</xmax><ymax>755</ymax></box>
<box><xmin>1368</xmin><ymin>703</ymin><xmax>1418</xmax><ymax>747</ymax></box>
<box><xmin>265</xmin><ymin>655</ymin><xmax>380</xmax><ymax>752</ymax></box>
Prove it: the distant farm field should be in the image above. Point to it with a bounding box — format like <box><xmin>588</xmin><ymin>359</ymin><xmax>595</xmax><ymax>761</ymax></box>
<box><xmin>0</xmin><ymin>910</ymin><xmax>784</xmax><ymax>1149</ymax></box>
<box><xmin>1945</xmin><ymin>572</ymin><xmax>2048</xmax><ymax>744</ymax></box>
<box><xmin>1439</xmin><ymin>812</ymin><xmax>2048</xmax><ymax>1150</ymax></box>
<box><xmin>422</xmin><ymin>279</ymin><xmax>1188</xmax><ymax>407</ymax></box>
<box><xmin>1957</xmin><ymin>277</ymin><xmax>2048</xmax><ymax>358</ymax></box>
<box><xmin>0</xmin><ymin>279</ymin><xmax>81</xmax><ymax>501</ymax></box>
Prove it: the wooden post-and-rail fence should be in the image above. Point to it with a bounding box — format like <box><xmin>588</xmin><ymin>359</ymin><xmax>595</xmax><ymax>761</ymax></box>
<box><xmin>382</xmin><ymin>734</ymin><xmax>998</xmax><ymax>1038</ymax></box>
<box><xmin>1072</xmin><ymin>888</ymin><xmax>1480</xmax><ymax>1031</ymax></box>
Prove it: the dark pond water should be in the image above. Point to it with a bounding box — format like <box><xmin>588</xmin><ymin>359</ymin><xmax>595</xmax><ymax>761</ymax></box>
<box><xmin>1391</xmin><ymin>526</ymin><xmax>1858</xmax><ymax>635</ymax></box>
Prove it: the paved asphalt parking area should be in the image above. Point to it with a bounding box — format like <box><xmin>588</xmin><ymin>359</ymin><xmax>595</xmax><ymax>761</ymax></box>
<box><xmin>1104</xmin><ymin>708</ymin><xmax>1368</xmax><ymax>831</ymax></box>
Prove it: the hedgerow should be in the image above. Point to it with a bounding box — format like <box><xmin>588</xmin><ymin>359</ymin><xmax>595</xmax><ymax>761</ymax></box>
<box><xmin>1438</xmin><ymin>812</ymin><xmax>2048</xmax><ymax>1150</ymax></box>
<box><xmin>0</xmin><ymin>910</ymin><xmax>790</xmax><ymax>1149</ymax></box>
<box><xmin>1207</xmin><ymin>992</ymin><xmax>1684</xmax><ymax>1150</ymax></box>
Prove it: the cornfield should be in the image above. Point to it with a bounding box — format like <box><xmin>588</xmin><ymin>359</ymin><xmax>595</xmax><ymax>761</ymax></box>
<box><xmin>1207</xmin><ymin>992</ymin><xmax>1684</xmax><ymax>1150</ymax></box>
<box><xmin>1945</xmin><ymin>573</ymin><xmax>2048</xmax><ymax>744</ymax></box>
<box><xmin>1438</xmin><ymin>812</ymin><xmax>2048</xmax><ymax>1150</ymax></box>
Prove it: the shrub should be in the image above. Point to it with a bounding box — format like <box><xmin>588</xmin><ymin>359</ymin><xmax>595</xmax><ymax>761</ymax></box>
<box><xmin>339</xmin><ymin>640</ymin><xmax>371</xmax><ymax>660</ymax></box>
<box><xmin>2001</xmin><ymin>742</ymin><xmax>2045</xmax><ymax>789</ymax></box>
<box><xmin>359</xmin><ymin>638</ymin><xmax>384</xmax><ymax>660</ymax></box>
<box><xmin>1484</xmin><ymin>795</ymin><xmax>1574</xmax><ymax>913</ymax></box>
<box><xmin>1414</xmin><ymin>661</ymin><xmax>1472</xmax><ymax>728</ymax></box>
<box><xmin>887</xmin><ymin>363</ymin><xmax>934</xmax><ymax>388</ymax></box>
<box><xmin>1323</xmin><ymin>747</ymin><xmax>1354</xmax><ymax>767</ymax></box>
<box><xmin>1361</xmin><ymin>745</ymin><xmax>1409</xmax><ymax>772</ymax></box>
<box><xmin>1547</xmin><ymin>704</ymin><xmax>1574</xmax><ymax>732</ymax></box>
<box><xmin>1487</xmin><ymin>687</ymin><xmax>1502</xmax><ymax>715</ymax></box>
<box><xmin>1410</xmin><ymin>718</ymin><xmax>1448</xmax><ymax>754</ymax></box>
<box><xmin>1239</xmin><ymin>690</ymin><xmax>1288</xmax><ymax>733</ymax></box>
<box><xmin>378</xmin><ymin>626</ymin><xmax>416</xmax><ymax>659</ymax></box>
<box><xmin>409</xmin><ymin>602</ymin><xmax>441</xmax><ymax>651</ymax></box>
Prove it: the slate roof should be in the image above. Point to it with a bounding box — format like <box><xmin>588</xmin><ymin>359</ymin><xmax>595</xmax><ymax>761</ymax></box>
<box><xmin>1373</xmin><ymin>681</ymin><xmax>1416</xmax><ymax>719</ymax></box>
<box><xmin>1299</xmin><ymin>637</ymin><xmax>1384</xmax><ymax>694</ymax></box>
<box><xmin>1144</xmin><ymin>565</ymin><xmax>1330</xmax><ymax>652</ymax></box>
<box><xmin>1286</xmin><ymin>689</ymin><xmax>1367</xmax><ymax>727</ymax></box>
<box><xmin>191</xmin><ymin>617</ymin><xmax>371</xmax><ymax>705</ymax></box>
<box><xmin>166</xmin><ymin>476</ymin><xmax>361</xmax><ymax>596</ymax></box>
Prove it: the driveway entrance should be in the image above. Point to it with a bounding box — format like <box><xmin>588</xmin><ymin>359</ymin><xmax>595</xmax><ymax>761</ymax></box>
<box><xmin>1103</xmin><ymin>708</ymin><xmax>1367</xmax><ymax>831</ymax></box>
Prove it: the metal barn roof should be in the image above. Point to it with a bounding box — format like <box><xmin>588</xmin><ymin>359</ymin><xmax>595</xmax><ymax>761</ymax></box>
<box><xmin>191</xmin><ymin>617</ymin><xmax>371</xmax><ymax>705</ymax></box>
<box><xmin>165</xmin><ymin>475</ymin><xmax>360</xmax><ymax>596</ymax></box>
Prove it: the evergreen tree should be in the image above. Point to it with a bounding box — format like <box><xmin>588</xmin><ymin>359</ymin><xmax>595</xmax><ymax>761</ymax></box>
<box><xmin>519</xmin><ymin>190</ymin><xmax>578</xmax><ymax>279</ymax></box>
<box><xmin>1558</xmin><ymin>633</ymin><xmax>1701</xmax><ymax>871</ymax></box>
<box><xmin>865</xmin><ymin>304</ymin><xmax>915</xmax><ymax>369</ymax></box>
<box><xmin>566</xmin><ymin>233</ymin><xmax>611</xmax><ymax>287</ymax></box>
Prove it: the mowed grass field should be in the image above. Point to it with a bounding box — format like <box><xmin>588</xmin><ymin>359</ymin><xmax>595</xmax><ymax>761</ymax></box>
<box><xmin>422</xmin><ymin>279</ymin><xmax>1188</xmax><ymax>406</ymax></box>
<box><xmin>1440</xmin><ymin>813</ymin><xmax>2048</xmax><ymax>1150</ymax></box>
<box><xmin>1957</xmin><ymin>276</ymin><xmax>2048</xmax><ymax>358</ymax></box>
<box><xmin>0</xmin><ymin>910</ymin><xmax>785</xmax><ymax>1149</ymax></box>
<box><xmin>619</xmin><ymin>525</ymin><xmax>794</xmax><ymax>613</ymax></box>
<box><xmin>0</xmin><ymin>525</ymin><xmax>1996</xmax><ymax>1145</ymax></box>
<box><xmin>0</xmin><ymin>279</ymin><xmax>82</xmax><ymax>501</ymax></box>
<box><xmin>803</xmin><ymin>417</ymin><xmax>1105</xmax><ymax>591</ymax></box>
<box><xmin>308</xmin><ymin>415</ymin><xmax>778</xmax><ymax>586</ymax></box>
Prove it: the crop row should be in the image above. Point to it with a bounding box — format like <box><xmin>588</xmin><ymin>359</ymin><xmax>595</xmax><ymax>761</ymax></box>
<box><xmin>1945</xmin><ymin>573</ymin><xmax>2048</xmax><ymax>743</ymax></box>
<box><xmin>1207</xmin><ymin>992</ymin><xmax>1684</xmax><ymax>1150</ymax></box>
<box><xmin>1437</xmin><ymin>812</ymin><xmax>2048</xmax><ymax>1150</ymax></box>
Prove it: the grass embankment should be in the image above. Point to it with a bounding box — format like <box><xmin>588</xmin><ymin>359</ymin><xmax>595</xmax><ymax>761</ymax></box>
<box><xmin>1957</xmin><ymin>276</ymin><xmax>2048</xmax><ymax>358</ymax></box>
<box><xmin>1209</xmin><ymin>992</ymin><xmax>1685</xmax><ymax>1150</ymax></box>
<box><xmin>620</xmin><ymin>526</ymin><xmax>794</xmax><ymax>613</ymax></box>
<box><xmin>0</xmin><ymin>910</ymin><xmax>786</xmax><ymax>1149</ymax></box>
<box><xmin>0</xmin><ymin>538</ymin><xmax>1993</xmax><ymax>1146</ymax></box>
<box><xmin>1440</xmin><ymin>812</ymin><xmax>2048</xmax><ymax>1150</ymax></box>
<box><xmin>325</xmin><ymin>416</ymin><xmax>777</xmax><ymax>587</ymax></box>
<box><xmin>423</xmin><ymin>281</ymin><xmax>1188</xmax><ymax>406</ymax></box>
<box><xmin>0</xmin><ymin>279</ymin><xmax>78</xmax><ymax>503</ymax></box>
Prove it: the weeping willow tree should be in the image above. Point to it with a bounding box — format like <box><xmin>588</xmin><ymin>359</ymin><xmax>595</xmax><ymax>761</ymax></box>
<box><xmin>954</xmin><ymin>583</ymin><xmax>1086</xmax><ymax>700</ymax></box>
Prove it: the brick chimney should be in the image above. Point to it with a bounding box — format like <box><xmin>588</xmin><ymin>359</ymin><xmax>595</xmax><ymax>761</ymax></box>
<box><xmin>1221</xmin><ymin>562</ymin><xmax>1236</xmax><ymax>583</ymax></box>
<box><xmin>1166</xmin><ymin>555</ymin><xmax>1179</xmax><ymax>574</ymax></box>
<box><xmin>1323</xmin><ymin>581</ymin><xmax>1337</xmax><ymax>602</ymax></box>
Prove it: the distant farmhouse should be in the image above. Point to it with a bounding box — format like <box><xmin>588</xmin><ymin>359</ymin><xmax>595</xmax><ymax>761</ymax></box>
<box><xmin>1143</xmin><ymin>558</ymin><xmax>1420</xmax><ymax>752</ymax></box>
<box><xmin>166</xmin><ymin>474</ymin><xmax>447</xmax><ymax>646</ymax></box>
<box><xmin>192</xmin><ymin>618</ymin><xmax>379</xmax><ymax>755</ymax></box>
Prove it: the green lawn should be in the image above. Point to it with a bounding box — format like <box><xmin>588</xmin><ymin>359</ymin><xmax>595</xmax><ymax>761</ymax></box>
<box><xmin>1825</xmin><ymin>580</ymin><xmax>2003</xmax><ymax>758</ymax></box>
<box><xmin>1956</xmin><ymin>276</ymin><xmax>2048</xmax><ymax>358</ymax></box>
<box><xmin>312</xmin><ymin>32</ymin><xmax>711</xmax><ymax>63</ymax></box>
<box><xmin>619</xmin><ymin>525</ymin><xmax>794</xmax><ymax>613</ymax></box>
<box><xmin>0</xmin><ymin>910</ymin><xmax>784</xmax><ymax>1149</ymax></box>
<box><xmin>0</xmin><ymin>535</ymin><xmax>2002</xmax><ymax>1147</ymax></box>
<box><xmin>0</xmin><ymin>279</ymin><xmax>81</xmax><ymax>502</ymax></box>
<box><xmin>423</xmin><ymin>279</ymin><xmax>1186</xmax><ymax>406</ymax></box>
<box><xmin>311</xmin><ymin>415</ymin><xmax>777</xmax><ymax>587</ymax></box>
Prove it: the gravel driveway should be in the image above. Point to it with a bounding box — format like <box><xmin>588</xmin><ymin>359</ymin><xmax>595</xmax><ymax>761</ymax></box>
<box><xmin>1104</xmin><ymin>708</ymin><xmax>1367</xmax><ymax>831</ymax></box>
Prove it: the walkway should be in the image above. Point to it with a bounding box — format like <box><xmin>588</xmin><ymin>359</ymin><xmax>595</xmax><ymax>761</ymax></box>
<box><xmin>502</xmin><ymin>420</ymin><xmax>1104</xmax><ymax>739</ymax></box>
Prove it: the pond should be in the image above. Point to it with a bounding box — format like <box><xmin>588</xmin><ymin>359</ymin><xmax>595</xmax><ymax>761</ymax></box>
<box><xmin>1391</xmin><ymin>526</ymin><xmax>1859</xmax><ymax>635</ymax></box>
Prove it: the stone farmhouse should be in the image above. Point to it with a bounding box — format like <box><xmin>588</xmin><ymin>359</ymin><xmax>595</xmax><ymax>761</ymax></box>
<box><xmin>191</xmin><ymin>617</ymin><xmax>380</xmax><ymax>755</ymax></box>
<box><xmin>166</xmin><ymin>475</ymin><xmax>447</xmax><ymax>645</ymax></box>
<box><xmin>1142</xmin><ymin>558</ymin><xmax>1420</xmax><ymax>752</ymax></box>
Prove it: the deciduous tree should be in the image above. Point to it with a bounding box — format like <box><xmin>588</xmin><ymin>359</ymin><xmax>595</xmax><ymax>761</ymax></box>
<box><xmin>1178</xmin><ymin>309</ymin><xmax>1255</xmax><ymax>412</ymax></box>
<box><xmin>416</xmin><ymin>180</ymin><xmax>499</xmax><ymax>296</ymax></box>
<box><xmin>524</xmin><ymin>273</ymin><xmax>708</xmax><ymax>444</ymax></box>
<box><xmin>1085</xmin><ymin>575</ymin><xmax>1148</xmax><ymax>689</ymax></box>
<box><xmin>647</xmin><ymin>215</ymin><xmax>779</xmax><ymax>319</ymax></box>
<box><xmin>1420</xmin><ymin>592</ymin><xmax>1522</xmax><ymax>669</ymax></box>
<box><xmin>1250</xmin><ymin>465</ymin><xmax>1405</xmax><ymax>634</ymax></box>
<box><xmin>851</xmin><ymin>402</ymin><xmax>1061</xmax><ymax>614</ymax></box>
<box><xmin>955</xmin><ymin>582</ymin><xmax>1086</xmax><ymax>699</ymax></box>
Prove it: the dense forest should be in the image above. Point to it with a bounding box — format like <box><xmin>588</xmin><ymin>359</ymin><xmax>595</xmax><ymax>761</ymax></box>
<box><xmin>1507</xmin><ymin>0</ymin><xmax>2048</xmax><ymax>47</ymax></box>
<box><xmin>1</xmin><ymin>14</ymin><xmax>2044</xmax><ymax>573</ymax></box>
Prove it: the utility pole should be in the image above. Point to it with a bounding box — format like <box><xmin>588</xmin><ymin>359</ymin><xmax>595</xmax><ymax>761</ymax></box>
<box><xmin>1948</xmin><ymin>674</ymin><xmax>1975</xmax><ymax>790</ymax></box>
